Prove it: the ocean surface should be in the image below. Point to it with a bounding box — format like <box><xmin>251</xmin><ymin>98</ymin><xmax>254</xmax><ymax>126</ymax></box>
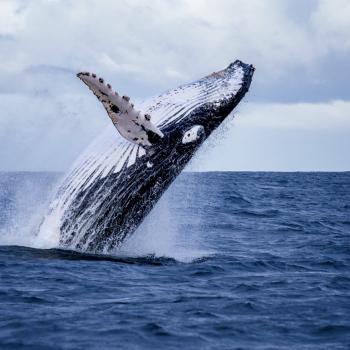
<box><xmin>0</xmin><ymin>171</ymin><xmax>349</xmax><ymax>350</ymax></box>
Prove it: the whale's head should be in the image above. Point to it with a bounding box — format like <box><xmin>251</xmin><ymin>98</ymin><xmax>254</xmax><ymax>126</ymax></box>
<box><xmin>142</xmin><ymin>60</ymin><xmax>254</xmax><ymax>167</ymax></box>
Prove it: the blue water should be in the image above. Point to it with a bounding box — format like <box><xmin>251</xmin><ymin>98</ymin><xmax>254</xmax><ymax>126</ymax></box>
<box><xmin>0</xmin><ymin>172</ymin><xmax>349</xmax><ymax>349</ymax></box>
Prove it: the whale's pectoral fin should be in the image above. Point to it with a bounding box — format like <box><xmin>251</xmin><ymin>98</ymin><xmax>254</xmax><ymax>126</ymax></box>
<box><xmin>77</xmin><ymin>72</ymin><xmax>164</xmax><ymax>147</ymax></box>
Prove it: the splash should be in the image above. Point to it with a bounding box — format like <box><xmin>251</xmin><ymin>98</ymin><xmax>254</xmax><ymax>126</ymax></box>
<box><xmin>115</xmin><ymin>192</ymin><xmax>213</xmax><ymax>263</ymax></box>
<box><xmin>32</xmin><ymin>199</ymin><xmax>62</xmax><ymax>249</ymax></box>
<box><xmin>0</xmin><ymin>172</ymin><xmax>61</xmax><ymax>248</ymax></box>
<box><xmin>0</xmin><ymin>172</ymin><xmax>212</xmax><ymax>263</ymax></box>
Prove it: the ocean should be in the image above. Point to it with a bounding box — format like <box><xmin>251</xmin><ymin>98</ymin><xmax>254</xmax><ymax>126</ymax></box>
<box><xmin>0</xmin><ymin>171</ymin><xmax>349</xmax><ymax>349</ymax></box>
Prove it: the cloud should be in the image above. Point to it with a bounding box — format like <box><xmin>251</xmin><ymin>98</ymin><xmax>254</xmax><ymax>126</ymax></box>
<box><xmin>311</xmin><ymin>0</ymin><xmax>350</xmax><ymax>52</ymax></box>
<box><xmin>236</xmin><ymin>100</ymin><xmax>350</xmax><ymax>130</ymax></box>
<box><xmin>0</xmin><ymin>91</ymin><xmax>109</xmax><ymax>171</ymax></box>
<box><xmin>1</xmin><ymin>0</ymin><xmax>349</xmax><ymax>97</ymax></box>
<box><xmin>0</xmin><ymin>0</ymin><xmax>349</xmax><ymax>171</ymax></box>
<box><xmin>98</xmin><ymin>53</ymin><xmax>141</xmax><ymax>74</ymax></box>
<box><xmin>0</xmin><ymin>0</ymin><xmax>26</xmax><ymax>36</ymax></box>
<box><xmin>191</xmin><ymin>100</ymin><xmax>350</xmax><ymax>172</ymax></box>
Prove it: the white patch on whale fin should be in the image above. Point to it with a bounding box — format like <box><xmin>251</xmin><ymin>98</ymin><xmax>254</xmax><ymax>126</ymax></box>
<box><xmin>77</xmin><ymin>72</ymin><xmax>164</xmax><ymax>147</ymax></box>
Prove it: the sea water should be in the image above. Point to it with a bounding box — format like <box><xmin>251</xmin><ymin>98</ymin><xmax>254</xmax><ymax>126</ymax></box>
<box><xmin>0</xmin><ymin>172</ymin><xmax>349</xmax><ymax>349</ymax></box>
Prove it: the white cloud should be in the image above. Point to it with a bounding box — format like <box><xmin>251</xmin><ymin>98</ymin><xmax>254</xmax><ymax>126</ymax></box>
<box><xmin>311</xmin><ymin>0</ymin><xmax>350</xmax><ymax>51</ymax></box>
<box><xmin>1</xmin><ymin>0</ymin><xmax>349</xmax><ymax>84</ymax></box>
<box><xmin>236</xmin><ymin>100</ymin><xmax>350</xmax><ymax>130</ymax></box>
<box><xmin>0</xmin><ymin>0</ymin><xmax>349</xmax><ymax>171</ymax></box>
<box><xmin>191</xmin><ymin>100</ymin><xmax>350</xmax><ymax>171</ymax></box>
<box><xmin>98</xmin><ymin>53</ymin><xmax>141</xmax><ymax>74</ymax></box>
<box><xmin>0</xmin><ymin>92</ymin><xmax>109</xmax><ymax>171</ymax></box>
<box><xmin>0</xmin><ymin>0</ymin><xmax>26</xmax><ymax>36</ymax></box>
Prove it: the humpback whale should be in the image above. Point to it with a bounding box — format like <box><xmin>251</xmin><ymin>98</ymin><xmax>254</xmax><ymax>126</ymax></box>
<box><xmin>39</xmin><ymin>60</ymin><xmax>254</xmax><ymax>253</ymax></box>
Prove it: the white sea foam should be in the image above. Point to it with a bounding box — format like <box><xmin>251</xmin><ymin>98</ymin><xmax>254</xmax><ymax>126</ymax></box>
<box><xmin>0</xmin><ymin>174</ymin><xmax>61</xmax><ymax>248</ymax></box>
<box><xmin>115</xmin><ymin>194</ymin><xmax>214</xmax><ymax>263</ymax></box>
<box><xmin>32</xmin><ymin>201</ymin><xmax>61</xmax><ymax>249</ymax></box>
<box><xmin>0</xmin><ymin>173</ymin><xmax>212</xmax><ymax>263</ymax></box>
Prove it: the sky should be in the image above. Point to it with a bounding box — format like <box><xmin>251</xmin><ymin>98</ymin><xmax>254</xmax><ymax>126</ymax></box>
<box><xmin>0</xmin><ymin>0</ymin><xmax>349</xmax><ymax>171</ymax></box>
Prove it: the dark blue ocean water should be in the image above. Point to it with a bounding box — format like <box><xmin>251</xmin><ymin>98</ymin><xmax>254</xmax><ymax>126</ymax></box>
<box><xmin>0</xmin><ymin>172</ymin><xmax>349</xmax><ymax>350</ymax></box>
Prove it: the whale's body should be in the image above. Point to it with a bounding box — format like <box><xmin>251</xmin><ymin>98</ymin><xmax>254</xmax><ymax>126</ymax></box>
<box><xmin>40</xmin><ymin>60</ymin><xmax>254</xmax><ymax>252</ymax></box>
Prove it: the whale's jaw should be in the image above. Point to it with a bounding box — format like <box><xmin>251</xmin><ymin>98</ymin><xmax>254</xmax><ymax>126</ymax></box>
<box><xmin>39</xmin><ymin>60</ymin><xmax>254</xmax><ymax>253</ymax></box>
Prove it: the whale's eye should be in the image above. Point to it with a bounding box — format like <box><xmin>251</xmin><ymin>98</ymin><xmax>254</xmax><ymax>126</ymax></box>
<box><xmin>182</xmin><ymin>125</ymin><xmax>205</xmax><ymax>144</ymax></box>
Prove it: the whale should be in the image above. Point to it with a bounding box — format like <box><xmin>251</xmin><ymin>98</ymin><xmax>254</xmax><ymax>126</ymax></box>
<box><xmin>39</xmin><ymin>60</ymin><xmax>254</xmax><ymax>252</ymax></box>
